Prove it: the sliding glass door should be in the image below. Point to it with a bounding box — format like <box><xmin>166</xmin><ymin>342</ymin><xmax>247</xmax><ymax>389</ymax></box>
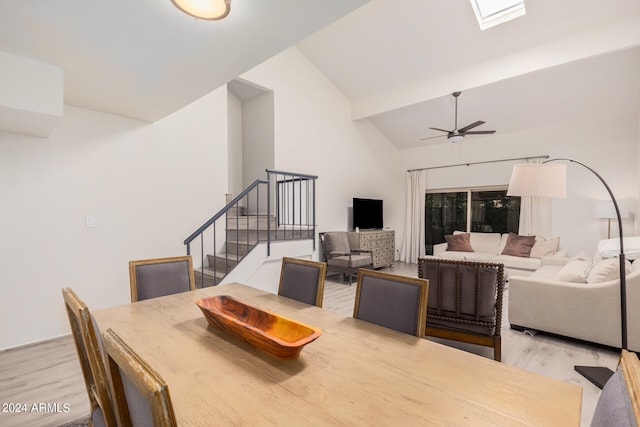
<box><xmin>425</xmin><ymin>188</ymin><xmax>520</xmax><ymax>254</ymax></box>
<box><xmin>425</xmin><ymin>192</ymin><xmax>466</xmax><ymax>253</ymax></box>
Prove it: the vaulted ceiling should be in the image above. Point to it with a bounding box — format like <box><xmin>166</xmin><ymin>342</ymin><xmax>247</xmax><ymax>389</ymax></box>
<box><xmin>296</xmin><ymin>0</ymin><xmax>640</xmax><ymax>149</ymax></box>
<box><xmin>2</xmin><ymin>0</ymin><xmax>639</xmax><ymax>148</ymax></box>
<box><xmin>0</xmin><ymin>0</ymin><xmax>369</xmax><ymax>123</ymax></box>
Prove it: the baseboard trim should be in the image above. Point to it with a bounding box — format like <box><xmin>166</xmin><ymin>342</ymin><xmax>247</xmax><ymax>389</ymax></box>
<box><xmin>0</xmin><ymin>333</ymin><xmax>72</xmax><ymax>353</ymax></box>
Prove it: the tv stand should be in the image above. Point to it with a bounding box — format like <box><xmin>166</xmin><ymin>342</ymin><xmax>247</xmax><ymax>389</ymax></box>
<box><xmin>348</xmin><ymin>229</ymin><xmax>395</xmax><ymax>268</ymax></box>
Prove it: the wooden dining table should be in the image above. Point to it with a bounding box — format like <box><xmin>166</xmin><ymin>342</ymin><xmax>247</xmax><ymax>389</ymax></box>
<box><xmin>93</xmin><ymin>282</ymin><xmax>582</xmax><ymax>426</ymax></box>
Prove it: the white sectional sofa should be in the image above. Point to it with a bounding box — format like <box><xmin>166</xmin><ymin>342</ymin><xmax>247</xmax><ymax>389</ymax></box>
<box><xmin>509</xmin><ymin>252</ymin><xmax>640</xmax><ymax>352</ymax></box>
<box><xmin>432</xmin><ymin>231</ymin><xmax>568</xmax><ymax>276</ymax></box>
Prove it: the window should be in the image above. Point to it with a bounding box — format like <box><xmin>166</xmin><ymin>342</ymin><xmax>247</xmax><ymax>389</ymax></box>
<box><xmin>425</xmin><ymin>187</ymin><xmax>521</xmax><ymax>254</ymax></box>
<box><xmin>469</xmin><ymin>0</ymin><xmax>526</xmax><ymax>30</ymax></box>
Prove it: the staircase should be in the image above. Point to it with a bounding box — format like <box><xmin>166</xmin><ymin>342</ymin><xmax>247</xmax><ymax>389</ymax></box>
<box><xmin>185</xmin><ymin>170</ymin><xmax>317</xmax><ymax>287</ymax></box>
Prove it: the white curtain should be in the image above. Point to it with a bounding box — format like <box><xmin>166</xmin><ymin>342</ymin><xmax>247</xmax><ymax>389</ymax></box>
<box><xmin>400</xmin><ymin>170</ymin><xmax>427</xmax><ymax>262</ymax></box>
<box><xmin>518</xmin><ymin>158</ymin><xmax>552</xmax><ymax>236</ymax></box>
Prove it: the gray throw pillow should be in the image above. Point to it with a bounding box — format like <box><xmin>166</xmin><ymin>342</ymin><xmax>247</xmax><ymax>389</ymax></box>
<box><xmin>445</xmin><ymin>233</ymin><xmax>474</xmax><ymax>252</ymax></box>
<box><xmin>501</xmin><ymin>233</ymin><xmax>535</xmax><ymax>257</ymax></box>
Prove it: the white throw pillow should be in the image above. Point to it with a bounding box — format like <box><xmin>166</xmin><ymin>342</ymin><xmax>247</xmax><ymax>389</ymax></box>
<box><xmin>498</xmin><ymin>233</ymin><xmax>509</xmax><ymax>254</ymax></box>
<box><xmin>586</xmin><ymin>258</ymin><xmax>632</xmax><ymax>283</ymax></box>
<box><xmin>556</xmin><ymin>260</ymin><xmax>590</xmax><ymax>283</ymax></box>
<box><xmin>530</xmin><ymin>236</ymin><xmax>560</xmax><ymax>258</ymax></box>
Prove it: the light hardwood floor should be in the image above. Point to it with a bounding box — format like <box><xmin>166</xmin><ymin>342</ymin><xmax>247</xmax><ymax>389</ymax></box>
<box><xmin>0</xmin><ymin>262</ymin><xmax>618</xmax><ymax>426</ymax></box>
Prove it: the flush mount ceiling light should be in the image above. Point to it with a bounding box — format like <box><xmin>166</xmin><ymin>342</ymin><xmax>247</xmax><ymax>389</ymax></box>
<box><xmin>171</xmin><ymin>0</ymin><xmax>231</xmax><ymax>20</ymax></box>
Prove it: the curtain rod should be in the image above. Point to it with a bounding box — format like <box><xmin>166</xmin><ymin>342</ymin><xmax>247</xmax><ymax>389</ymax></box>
<box><xmin>407</xmin><ymin>155</ymin><xmax>550</xmax><ymax>172</ymax></box>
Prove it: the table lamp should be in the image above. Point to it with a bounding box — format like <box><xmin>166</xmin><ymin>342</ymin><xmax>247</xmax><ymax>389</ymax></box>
<box><xmin>507</xmin><ymin>159</ymin><xmax>626</xmax><ymax>389</ymax></box>
<box><xmin>594</xmin><ymin>200</ymin><xmax>629</xmax><ymax>239</ymax></box>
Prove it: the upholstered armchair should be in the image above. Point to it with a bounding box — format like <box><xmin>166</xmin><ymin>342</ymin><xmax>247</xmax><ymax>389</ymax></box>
<box><xmin>418</xmin><ymin>257</ymin><xmax>505</xmax><ymax>361</ymax></box>
<box><xmin>319</xmin><ymin>232</ymin><xmax>374</xmax><ymax>285</ymax></box>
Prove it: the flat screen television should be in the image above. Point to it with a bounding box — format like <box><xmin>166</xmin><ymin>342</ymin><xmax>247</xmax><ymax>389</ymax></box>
<box><xmin>353</xmin><ymin>198</ymin><xmax>383</xmax><ymax>230</ymax></box>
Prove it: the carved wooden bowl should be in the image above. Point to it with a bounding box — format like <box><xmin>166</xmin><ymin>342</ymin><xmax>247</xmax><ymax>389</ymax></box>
<box><xmin>195</xmin><ymin>295</ymin><xmax>322</xmax><ymax>359</ymax></box>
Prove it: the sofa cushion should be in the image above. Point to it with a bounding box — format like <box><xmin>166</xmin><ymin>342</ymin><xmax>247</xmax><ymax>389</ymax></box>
<box><xmin>557</xmin><ymin>259</ymin><xmax>590</xmax><ymax>283</ymax></box>
<box><xmin>530</xmin><ymin>236</ymin><xmax>560</xmax><ymax>258</ymax></box>
<box><xmin>445</xmin><ymin>233</ymin><xmax>474</xmax><ymax>252</ymax></box>
<box><xmin>324</xmin><ymin>232</ymin><xmax>350</xmax><ymax>254</ymax></box>
<box><xmin>494</xmin><ymin>254</ymin><xmax>541</xmax><ymax>271</ymax></box>
<box><xmin>501</xmin><ymin>233</ymin><xmax>536</xmax><ymax>257</ymax></box>
<box><xmin>454</xmin><ymin>231</ymin><xmax>502</xmax><ymax>254</ymax></box>
<box><xmin>328</xmin><ymin>254</ymin><xmax>372</xmax><ymax>268</ymax></box>
<box><xmin>528</xmin><ymin>265</ymin><xmax>563</xmax><ymax>280</ymax></box>
<box><xmin>587</xmin><ymin>258</ymin><xmax>632</xmax><ymax>283</ymax></box>
<box><xmin>436</xmin><ymin>251</ymin><xmax>495</xmax><ymax>262</ymax></box>
<box><xmin>471</xmin><ymin>233</ymin><xmax>503</xmax><ymax>254</ymax></box>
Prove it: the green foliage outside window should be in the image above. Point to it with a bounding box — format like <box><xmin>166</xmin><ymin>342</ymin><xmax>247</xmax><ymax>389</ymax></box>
<box><xmin>425</xmin><ymin>189</ymin><xmax>520</xmax><ymax>255</ymax></box>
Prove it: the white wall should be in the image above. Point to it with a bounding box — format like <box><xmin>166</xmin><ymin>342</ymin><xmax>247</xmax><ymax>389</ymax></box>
<box><xmin>399</xmin><ymin>114</ymin><xmax>638</xmax><ymax>256</ymax></box>
<box><xmin>636</xmin><ymin>106</ymin><xmax>640</xmax><ymax>236</ymax></box>
<box><xmin>227</xmin><ymin>89</ymin><xmax>243</xmax><ymax>197</ymax></box>
<box><xmin>0</xmin><ymin>52</ymin><xmax>63</xmax><ymax>138</ymax></box>
<box><xmin>243</xmin><ymin>91</ymin><xmax>274</xmax><ymax>188</ymax></box>
<box><xmin>0</xmin><ymin>88</ymin><xmax>230</xmax><ymax>349</ymax></box>
<box><xmin>240</xmin><ymin>47</ymin><xmax>404</xmax><ymax>240</ymax></box>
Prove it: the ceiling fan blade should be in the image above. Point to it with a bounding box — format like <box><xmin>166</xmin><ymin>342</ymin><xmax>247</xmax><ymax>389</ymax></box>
<box><xmin>465</xmin><ymin>130</ymin><xmax>496</xmax><ymax>135</ymax></box>
<box><xmin>420</xmin><ymin>134</ymin><xmax>447</xmax><ymax>141</ymax></box>
<box><xmin>429</xmin><ymin>127</ymin><xmax>452</xmax><ymax>133</ymax></box>
<box><xmin>457</xmin><ymin>121</ymin><xmax>485</xmax><ymax>133</ymax></box>
<box><xmin>425</xmin><ymin>92</ymin><xmax>497</xmax><ymax>142</ymax></box>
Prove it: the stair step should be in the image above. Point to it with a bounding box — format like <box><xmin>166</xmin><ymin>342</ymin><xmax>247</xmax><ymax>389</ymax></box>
<box><xmin>225</xmin><ymin>229</ymin><xmax>314</xmax><ymax>241</ymax></box>
<box><xmin>207</xmin><ymin>253</ymin><xmax>241</xmax><ymax>271</ymax></box>
<box><xmin>226</xmin><ymin>215</ymin><xmax>276</xmax><ymax>230</ymax></box>
<box><xmin>224</xmin><ymin>241</ymin><xmax>257</xmax><ymax>256</ymax></box>
<box><xmin>226</xmin><ymin>206</ymin><xmax>246</xmax><ymax>216</ymax></box>
<box><xmin>194</xmin><ymin>267</ymin><xmax>225</xmax><ymax>288</ymax></box>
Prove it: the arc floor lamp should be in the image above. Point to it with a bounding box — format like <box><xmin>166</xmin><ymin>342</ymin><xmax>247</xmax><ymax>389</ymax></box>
<box><xmin>507</xmin><ymin>158</ymin><xmax>626</xmax><ymax>389</ymax></box>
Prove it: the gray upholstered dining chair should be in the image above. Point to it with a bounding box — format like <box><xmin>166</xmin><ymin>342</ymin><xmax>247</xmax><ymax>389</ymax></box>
<box><xmin>62</xmin><ymin>288</ymin><xmax>117</xmax><ymax>427</ymax></box>
<box><xmin>102</xmin><ymin>328</ymin><xmax>177</xmax><ymax>427</ymax></box>
<box><xmin>418</xmin><ymin>257</ymin><xmax>505</xmax><ymax>361</ymax></box>
<box><xmin>278</xmin><ymin>257</ymin><xmax>327</xmax><ymax>307</ymax></box>
<box><xmin>353</xmin><ymin>269</ymin><xmax>429</xmax><ymax>337</ymax></box>
<box><xmin>319</xmin><ymin>232</ymin><xmax>373</xmax><ymax>285</ymax></box>
<box><xmin>128</xmin><ymin>255</ymin><xmax>195</xmax><ymax>302</ymax></box>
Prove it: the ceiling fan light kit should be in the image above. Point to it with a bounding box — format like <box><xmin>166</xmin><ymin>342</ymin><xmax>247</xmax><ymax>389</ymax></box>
<box><xmin>171</xmin><ymin>0</ymin><xmax>231</xmax><ymax>20</ymax></box>
<box><xmin>421</xmin><ymin>91</ymin><xmax>496</xmax><ymax>143</ymax></box>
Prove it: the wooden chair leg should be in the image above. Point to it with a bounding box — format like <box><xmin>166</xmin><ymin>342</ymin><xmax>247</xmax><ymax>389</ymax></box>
<box><xmin>494</xmin><ymin>337</ymin><xmax>502</xmax><ymax>362</ymax></box>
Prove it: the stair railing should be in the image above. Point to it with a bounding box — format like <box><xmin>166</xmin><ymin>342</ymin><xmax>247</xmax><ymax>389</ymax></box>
<box><xmin>184</xmin><ymin>170</ymin><xmax>317</xmax><ymax>287</ymax></box>
<box><xmin>267</xmin><ymin>169</ymin><xmax>317</xmax><ymax>250</ymax></box>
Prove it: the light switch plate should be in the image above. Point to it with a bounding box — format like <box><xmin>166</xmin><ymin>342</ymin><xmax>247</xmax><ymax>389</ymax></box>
<box><xmin>85</xmin><ymin>215</ymin><xmax>96</xmax><ymax>228</ymax></box>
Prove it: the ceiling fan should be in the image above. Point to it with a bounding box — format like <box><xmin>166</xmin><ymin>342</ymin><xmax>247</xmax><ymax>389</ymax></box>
<box><xmin>420</xmin><ymin>91</ymin><xmax>496</xmax><ymax>143</ymax></box>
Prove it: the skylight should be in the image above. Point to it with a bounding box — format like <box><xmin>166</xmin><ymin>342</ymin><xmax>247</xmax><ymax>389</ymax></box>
<box><xmin>469</xmin><ymin>0</ymin><xmax>526</xmax><ymax>30</ymax></box>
